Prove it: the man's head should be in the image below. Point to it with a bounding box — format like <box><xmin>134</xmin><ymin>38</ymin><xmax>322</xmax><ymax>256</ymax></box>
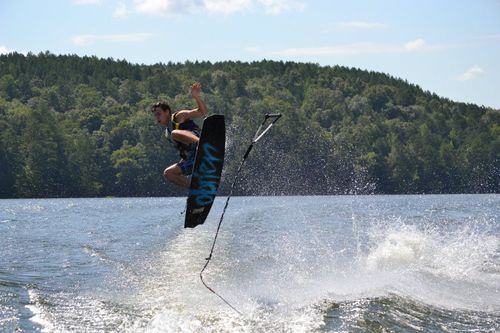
<box><xmin>151</xmin><ymin>101</ymin><xmax>171</xmax><ymax>126</ymax></box>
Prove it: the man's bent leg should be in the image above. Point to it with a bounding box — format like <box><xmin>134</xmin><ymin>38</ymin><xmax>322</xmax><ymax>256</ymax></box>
<box><xmin>171</xmin><ymin>130</ymin><xmax>199</xmax><ymax>145</ymax></box>
<box><xmin>164</xmin><ymin>164</ymin><xmax>190</xmax><ymax>188</ymax></box>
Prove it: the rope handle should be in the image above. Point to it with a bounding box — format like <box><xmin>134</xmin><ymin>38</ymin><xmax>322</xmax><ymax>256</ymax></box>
<box><xmin>265</xmin><ymin>113</ymin><xmax>282</xmax><ymax>119</ymax></box>
<box><xmin>253</xmin><ymin>113</ymin><xmax>282</xmax><ymax>143</ymax></box>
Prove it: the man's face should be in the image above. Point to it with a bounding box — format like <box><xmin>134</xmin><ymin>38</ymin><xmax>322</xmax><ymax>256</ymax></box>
<box><xmin>153</xmin><ymin>107</ymin><xmax>169</xmax><ymax>126</ymax></box>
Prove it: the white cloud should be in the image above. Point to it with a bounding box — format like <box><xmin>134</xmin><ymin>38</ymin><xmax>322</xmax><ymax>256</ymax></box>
<box><xmin>133</xmin><ymin>0</ymin><xmax>304</xmax><ymax>16</ymax></box>
<box><xmin>267</xmin><ymin>39</ymin><xmax>434</xmax><ymax>57</ymax></box>
<box><xmin>257</xmin><ymin>0</ymin><xmax>305</xmax><ymax>15</ymax></box>
<box><xmin>113</xmin><ymin>2</ymin><xmax>131</xmax><ymax>18</ymax></box>
<box><xmin>336</xmin><ymin>21</ymin><xmax>387</xmax><ymax>29</ymax></box>
<box><xmin>73</xmin><ymin>0</ymin><xmax>102</xmax><ymax>5</ymax></box>
<box><xmin>0</xmin><ymin>46</ymin><xmax>28</xmax><ymax>55</ymax></box>
<box><xmin>0</xmin><ymin>46</ymin><xmax>16</xmax><ymax>55</ymax></box>
<box><xmin>245</xmin><ymin>46</ymin><xmax>261</xmax><ymax>53</ymax></box>
<box><xmin>404</xmin><ymin>38</ymin><xmax>426</xmax><ymax>51</ymax></box>
<box><xmin>204</xmin><ymin>0</ymin><xmax>252</xmax><ymax>15</ymax></box>
<box><xmin>71</xmin><ymin>33</ymin><xmax>153</xmax><ymax>46</ymax></box>
<box><xmin>456</xmin><ymin>65</ymin><xmax>484</xmax><ymax>81</ymax></box>
<box><xmin>134</xmin><ymin>0</ymin><xmax>201</xmax><ymax>15</ymax></box>
<box><xmin>268</xmin><ymin>43</ymin><xmax>390</xmax><ymax>56</ymax></box>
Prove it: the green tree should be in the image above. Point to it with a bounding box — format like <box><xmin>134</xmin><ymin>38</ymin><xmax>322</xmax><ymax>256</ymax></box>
<box><xmin>16</xmin><ymin>99</ymin><xmax>69</xmax><ymax>197</ymax></box>
<box><xmin>110</xmin><ymin>141</ymin><xmax>147</xmax><ymax>195</ymax></box>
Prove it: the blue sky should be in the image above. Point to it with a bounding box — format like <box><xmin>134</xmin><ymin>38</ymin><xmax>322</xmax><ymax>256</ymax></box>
<box><xmin>1</xmin><ymin>0</ymin><xmax>499</xmax><ymax>108</ymax></box>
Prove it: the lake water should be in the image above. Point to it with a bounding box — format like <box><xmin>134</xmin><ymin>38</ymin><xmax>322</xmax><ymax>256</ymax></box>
<box><xmin>0</xmin><ymin>195</ymin><xmax>499</xmax><ymax>332</ymax></box>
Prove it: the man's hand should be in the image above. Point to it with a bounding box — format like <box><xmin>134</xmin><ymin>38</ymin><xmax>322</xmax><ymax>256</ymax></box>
<box><xmin>175</xmin><ymin>82</ymin><xmax>207</xmax><ymax>122</ymax></box>
<box><xmin>191</xmin><ymin>82</ymin><xmax>202</xmax><ymax>99</ymax></box>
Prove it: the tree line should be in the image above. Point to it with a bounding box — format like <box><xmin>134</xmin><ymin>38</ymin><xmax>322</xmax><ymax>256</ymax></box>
<box><xmin>0</xmin><ymin>52</ymin><xmax>498</xmax><ymax>198</ymax></box>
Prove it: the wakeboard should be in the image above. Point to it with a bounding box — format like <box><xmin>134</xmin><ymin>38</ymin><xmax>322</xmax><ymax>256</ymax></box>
<box><xmin>184</xmin><ymin>115</ymin><xmax>225</xmax><ymax>228</ymax></box>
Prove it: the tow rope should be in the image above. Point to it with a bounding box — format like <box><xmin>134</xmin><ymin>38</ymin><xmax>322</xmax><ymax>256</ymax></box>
<box><xmin>199</xmin><ymin>113</ymin><xmax>282</xmax><ymax>315</ymax></box>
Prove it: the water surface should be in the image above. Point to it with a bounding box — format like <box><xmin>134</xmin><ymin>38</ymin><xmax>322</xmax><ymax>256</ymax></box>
<box><xmin>1</xmin><ymin>195</ymin><xmax>499</xmax><ymax>332</ymax></box>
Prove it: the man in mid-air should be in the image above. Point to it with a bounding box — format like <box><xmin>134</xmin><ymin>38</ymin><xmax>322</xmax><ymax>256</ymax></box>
<box><xmin>151</xmin><ymin>82</ymin><xmax>207</xmax><ymax>188</ymax></box>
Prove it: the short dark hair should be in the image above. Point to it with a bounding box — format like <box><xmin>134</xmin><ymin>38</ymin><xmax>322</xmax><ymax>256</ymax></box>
<box><xmin>151</xmin><ymin>101</ymin><xmax>171</xmax><ymax>113</ymax></box>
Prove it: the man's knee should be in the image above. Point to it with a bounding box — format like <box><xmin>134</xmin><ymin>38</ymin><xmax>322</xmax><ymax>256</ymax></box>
<box><xmin>171</xmin><ymin>130</ymin><xmax>198</xmax><ymax>144</ymax></box>
<box><xmin>164</xmin><ymin>165</ymin><xmax>181</xmax><ymax>181</ymax></box>
<box><xmin>170</xmin><ymin>130</ymin><xmax>185</xmax><ymax>143</ymax></box>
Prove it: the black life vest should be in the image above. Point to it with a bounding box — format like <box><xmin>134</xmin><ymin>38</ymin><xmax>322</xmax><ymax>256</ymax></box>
<box><xmin>165</xmin><ymin>112</ymin><xmax>201</xmax><ymax>159</ymax></box>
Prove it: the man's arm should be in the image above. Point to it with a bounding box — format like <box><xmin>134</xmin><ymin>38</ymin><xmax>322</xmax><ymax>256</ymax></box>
<box><xmin>175</xmin><ymin>83</ymin><xmax>207</xmax><ymax>122</ymax></box>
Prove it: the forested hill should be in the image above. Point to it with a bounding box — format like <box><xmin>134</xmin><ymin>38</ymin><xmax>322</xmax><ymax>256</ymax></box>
<box><xmin>0</xmin><ymin>52</ymin><xmax>498</xmax><ymax>198</ymax></box>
